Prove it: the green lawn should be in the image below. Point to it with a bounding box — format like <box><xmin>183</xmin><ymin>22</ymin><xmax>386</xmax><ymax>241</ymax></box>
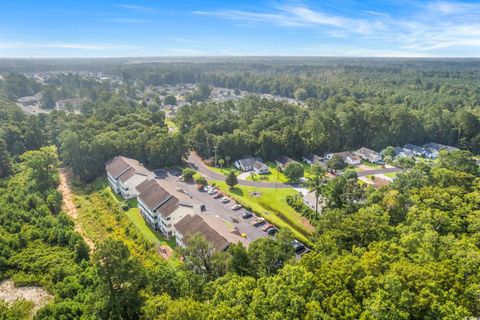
<box><xmin>125</xmin><ymin>208</ymin><xmax>177</xmax><ymax>248</ymax></box>
<box><xmin>246</xmin><ymin>164</ymin><xmax>289</xmax><ymax>183</ymax></box>
<box><xmin>207</xmin><ymin>164</ymin><xmax>240</xmax><ymax>176</ymax></box>
<box><xmin>360</xmin><ymin>160</ymin><xmax>383</xmax><ymax>169</ymax></box>
<box><xmin>384</xmin><ymin>172</ymin><xmax>398</xmax><ymax>178</ymax></box>
<box><xmin>213</xmin><ymin>181</ymin><xmax>314</xmax><ymax>246</ymax></box>
<box><xmin>165</xmin><ymin>119</ymin><xmax>179</xmax><ymax>133</ymax></box>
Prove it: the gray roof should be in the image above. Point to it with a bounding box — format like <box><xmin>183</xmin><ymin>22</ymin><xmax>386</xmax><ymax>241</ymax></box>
<box><xmin>253</xmin><ymin>161</ymin><xmax>268</xmax><ymax>171</ymax></box>
<box><xmin>354</xmin><ymin>147</ymin><xmax>380</xmax><ymax>159</ymax></box>
<box><xmin>106</xmin><ymin>156</ymin><xmax>150</xmax><ymax>182</ymax></box>
<box><xmin>275</xmin><ymin>156</ymin><xmax>298</xmax><ymax>166</ymax></box>
<box><xmin>137</xmin><ymin>180</ymin><xmax>173</xmax><ymax>212</ymax></box>
<box><xmin>174</xmin><ymin>215</ymin><xmax>230</xmax><ymax>251</ymax></box>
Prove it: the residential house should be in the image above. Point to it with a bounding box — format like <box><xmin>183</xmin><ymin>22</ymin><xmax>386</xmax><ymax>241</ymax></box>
<box><xmin>275</xmin><ymin>156</ymin><xmax>298</xmax><ymax>170</ymax></box>
<box><xmin>424</xmin><ymin>143</ymin><xmax>459</xmax><ymax>159</ymax></box>
<box><xmin>353</xmin><ymin>147</ymin><xmax>382</xmax><ymax>163</ymax></box>
<box><xmin>106</xmin><ymin>156</ymin><xmax>153</xmax><ymax>199</ymax></box>
<box><xmin>55</xmin><ymin>97</ymin><xmax>89</xmax><ymax>111</ymax></box>
<box><xmin>17</xmin><ymin>92</ymin><xmax>42</xmax><ymax>106</ymax></box>
<box><xmin>302</xmin><ymin>154</ymin><xmax>328</xmax><ymax>169</ymax></box>
<box><xmin>136</xmin><ymin>179</ymin><xmax>197</xmax><ymax>238</ymax></box>
<box><xmin>303</xmin><ymin>191</ymin><xmax>323</xmax><ymax>212</ymax></box>
<box><xmin>393</xmin><ymin>147</ymin><xmax>414</xmax><ymax>158</ymax></box>
<box><xmin>174</xmin><ymin>214</ymin><xmax>249</xmax><ymax>251</ymax></box>
<box><xmin>234</xmin><ymin>157</ymin><xmax>270</xmax><ymax>174</ymax></box>
<box><xmin>325</xmin><ymin>151</ymin><xmax>361</xmax><ymax>166</ymax></box>
<box><xmin>404</xmin><ymin>144</ymin><xmax>427</xmax><ymax>157</ymax></box>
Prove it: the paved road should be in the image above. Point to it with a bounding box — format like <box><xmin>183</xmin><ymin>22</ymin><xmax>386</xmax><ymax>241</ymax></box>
<box><xmin>356</xmin><ymin>167</ymin><xmax>402</xmax><ymax>177</ymax></box>
<box><xmin>187</xmin><ymin>151</ymin><xmax>402</xmax><ymax>187</ymax></box>
<box><xmin>187</xmin><ymin>151</ymin><xmax>294</xmax><ymax>189</ymax></box>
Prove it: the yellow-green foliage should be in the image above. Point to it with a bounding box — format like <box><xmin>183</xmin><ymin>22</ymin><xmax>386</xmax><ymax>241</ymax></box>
<box><xmin>74</xmin><ymin>179</ymin><xmax>178</xmax><ymax>267</ymax></box>
<box><xmin>213</xmin><ymin>181</ymin><xmax>314</xmax><ymax>245</ymax></box>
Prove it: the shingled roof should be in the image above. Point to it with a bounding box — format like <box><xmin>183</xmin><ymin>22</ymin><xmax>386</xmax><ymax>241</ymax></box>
<box><xmin>106</xmin><ymin>156</ymin><xmax>151</xmax><ymax>182</ymax></box>
<box><xmin>137</xmin><ymin>180</ymin><xmax>172</xmax><ymax>211</ymax></box>
<box><xmin>174</xmin><ymin>215</ymin><xmax>230</xmax><ymax>251</ymax></box>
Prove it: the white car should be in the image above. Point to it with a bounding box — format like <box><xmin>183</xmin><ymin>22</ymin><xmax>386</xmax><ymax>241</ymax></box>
<box><xmin>207</xmin><ymin>189</ymin><xmax>217</xmax><ymax>195</ymax></box>
<box><xmin>204</xmin><ymin>185</ymin><xmax>213</xmax><ymax>192</ymax></box>
<box><xmin>231</xmin><ymin>204</ymin><xmax>242</xmax><ymax>210</ymax></box>
<box><xmin>221</xmin><ymin>197</ymin><xmax>230</xmax><ymax>203</ymax></box>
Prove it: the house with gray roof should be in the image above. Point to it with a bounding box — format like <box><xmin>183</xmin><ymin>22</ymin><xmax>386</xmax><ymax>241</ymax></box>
<box><xmin>234</xmin><ymin>157</ymin><xmax>269</xmax><ymax>174</ymax></box>
<box><xmin>325</xmin><ymin>151</ymin><xmax>361</xmax><ymax>165</ymax></box>
<box><xmin>302</xmin><ymin>154</ymin><xmax>328</xmax><ymax>169</ymax></box>
<box><xmin>353</xmin><ymin>147</ymin><xmax>382</xmax><ymax>163</ymax></box>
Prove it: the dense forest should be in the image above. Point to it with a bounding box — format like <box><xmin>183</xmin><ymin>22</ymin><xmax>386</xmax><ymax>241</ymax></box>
<box><xmin>0</xmin><ymin>58</ymin><xmax>480</xmax><ymax>319</ymax></box>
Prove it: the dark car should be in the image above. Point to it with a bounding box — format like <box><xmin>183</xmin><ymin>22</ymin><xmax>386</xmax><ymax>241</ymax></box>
<box><xmin>267</xmin><ymin>227</ymin><xmax>278</xmax><ymax>236</ymax></box>
<box><xmin>291</xmin><ymin>240</ymin><xmax>306</xmax><ymax>254</ymax></box>
<box><xmin>242</xmin><ymin>211</ymin><xmax>253</xmax><ymax>219</ymax></box>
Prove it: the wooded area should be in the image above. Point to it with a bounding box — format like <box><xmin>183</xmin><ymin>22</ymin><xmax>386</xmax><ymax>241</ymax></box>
<box><xmin>0</xmin><ymin>58</ymin><xmax>479</xmax><ymax>319</ymax></box>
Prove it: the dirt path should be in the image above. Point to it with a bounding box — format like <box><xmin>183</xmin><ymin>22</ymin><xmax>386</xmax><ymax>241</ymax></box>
<box><xmin>58</xmin><ymin>168</ymin><xmax>95</xmax><ymax>250</ymax></box>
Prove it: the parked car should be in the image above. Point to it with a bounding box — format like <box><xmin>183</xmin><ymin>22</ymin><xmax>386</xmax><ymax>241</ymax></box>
<box><xmin>213</xmin><ymin>193</ymin><xmax>223</xmax><ymax>199</ymax></box>
<box><xmin>251</xmin><ymin>217</ymin><xmax>266</xmax><ymax>227</ymax></box>
<box><xmin>267</xmin><ymin>227</ymin><xmax>279</xmax><ymax>236</ymax></box>
<box><xmin>221</xmin><ymin>197</ymin><xmax>230</xmax><ymax>203</ymax></box>
<box><xmin>291</xmin><ymin>240</ymin><xmax>306</xmax><ymax>254</ymax></box>
<box><xmin>207</xmin><ymin>189</ymin><xmax>217</xmax><ymax>195</ymax></box>
<box><xmin>261</xmin><ymin>224</ymin><xmax>274</xmax><ymax>232</ymax></box>
<box><xmin>242</xmin><ymin>211</ymin><xmax>253</xmax><ymax>219</ymax></box>
<box><xmin>204</xmin><ymin>185</ymin><xmax>213</xmax><ymax>192</ymax></box>
<box><xmin>231</xmin><ymin>204</ymin><xmax>242</xmax><ymax>210</ymax></box>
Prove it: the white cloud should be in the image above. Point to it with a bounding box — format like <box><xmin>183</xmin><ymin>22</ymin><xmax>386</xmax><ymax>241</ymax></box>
<box><xmin>117</xmin><ymin>4</ymin><xmax>156</xmax><ymax>13</ymax></box>
<box><xmin>193</xmin><ymin>1</ymin><xmax>480</xmax><ymax>55</ymax></box>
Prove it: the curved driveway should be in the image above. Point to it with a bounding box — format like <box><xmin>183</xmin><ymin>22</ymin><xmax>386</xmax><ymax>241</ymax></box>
<box><xmin>187</xmin><ymin>152</ymin><xmax>293</xmax><ymax>188</ymax></box>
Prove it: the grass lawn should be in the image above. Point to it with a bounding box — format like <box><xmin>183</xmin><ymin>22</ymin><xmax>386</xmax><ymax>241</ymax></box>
<box><xmin>208</xmin><ymin>164</ymin><xmax>240</xmax><ymax>176</ymax></box>
<box><xmin>360</xmin><ymin>161</ymin><xmax>383</xmax><ymax>169</ymax></box>
<box><xmin>125</xmin><ymin>208</ymin><xmax>177</xmax><ymax>248</ymax></box>
<box><xmin>165</xmin><ymin>119</ymin><xmax>179</xmax><ymax>133</ymax></box>
<box><xmin>384</xmin><ymin>172</ymin><xmax>398</xmax><ymax>178</ymax></box>
<box><xmin>213</xmin><ymin>180</ymin><xmax>314</xmax><ymax>246</ymax></box>
<box><xmin>246</xmin><ymin>164</ymin><xmax>289</xmax><ymax>183</ymax></box>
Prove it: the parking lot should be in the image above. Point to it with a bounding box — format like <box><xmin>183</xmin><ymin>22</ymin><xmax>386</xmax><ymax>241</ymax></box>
<box><xmin>154</xmin><ymin>168</ymin><xmax>309</xmax><ymax>256</ymax></box>
<box><xmin>155</xmin><ymin>168</ymin><xmax>268</xmax><ymax>243</ymax></box>
<box><xmin>179</xmin><ymin>181</ymin><xmax>269</xmax><ymax>242</ymax></box>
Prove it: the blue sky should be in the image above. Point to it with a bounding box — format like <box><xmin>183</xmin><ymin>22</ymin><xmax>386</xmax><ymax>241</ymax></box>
<box><xmin>1</xmin><ymin>0</ymin><xmax>480</xmax><ymax>57</ymax></box>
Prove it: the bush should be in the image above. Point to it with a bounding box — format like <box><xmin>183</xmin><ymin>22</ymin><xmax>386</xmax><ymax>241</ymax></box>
<box><xmin>195</xmin><ymin>176</ymin><xmax>207</xmax><ymax>186</ymax></box>
<box><xmin>182</xmin><ymin>168</ymin><xmax>196</xmax><ymax>182</ymax></box>
<box><xmin>286</xmin><ymin>194</ymin><xmax>317</xmax><ymax>220</ymax></box>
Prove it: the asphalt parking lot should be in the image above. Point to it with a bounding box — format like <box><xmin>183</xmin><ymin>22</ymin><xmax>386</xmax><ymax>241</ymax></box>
<box><xmin>155</xmin><ymin>168</ymin><xmax>268</xmax><ymax>243</ymax></box>
<box><xmin>179</xmin><ymin>181</ymin><xmax>268</xmax><ymax>242</ymax></box>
